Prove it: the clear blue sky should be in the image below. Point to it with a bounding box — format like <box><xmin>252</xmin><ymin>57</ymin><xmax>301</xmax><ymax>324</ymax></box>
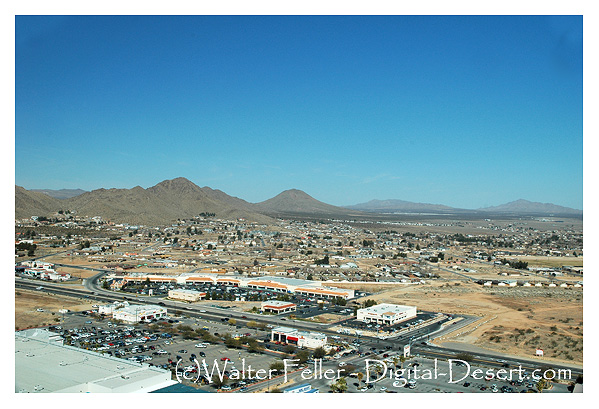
<box><xmin>15</xmin><ymin>15</ymin><xmax>583</xmax><ymax>209</ymax></box>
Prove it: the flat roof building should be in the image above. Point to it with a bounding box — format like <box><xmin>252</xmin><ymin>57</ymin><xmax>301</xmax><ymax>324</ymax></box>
<box><xmin>168</xmin><ymin>288</ymin><xmax>206</xmax><ymax>302</ymax></box>
<box><xmin>15</xmin><ymin>329</ymin><xmax>176</xmax><ymax>393</ymax></box>
<box><xmin>271</xmin><ymin>326</ymin><xmax>327</xmax><ymax>349</ymax></box>
<box><xmin>98</xmin><ymin>301</ymin><xmax>129</xmax><ymax>315</ymax></box>
<box><xmin>356</xmin><ymin>303</ymin><xmax>417</xmax><ymax>326</ymax></box>
<box><xmin>112</xmin><ymin>305</ymin><xmax>167</xmax><ymax>323</ymax></box>
<box><xmin>115</xmin><ymin>273</ymin><xmax>355</xmax><ymax>299</ymax></box>
<box><xmin>261</xmin><ymin>300</ymin><xmax>296</xmax><ymax>314</ymax></box>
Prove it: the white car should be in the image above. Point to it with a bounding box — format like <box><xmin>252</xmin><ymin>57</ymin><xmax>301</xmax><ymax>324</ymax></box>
<box><xmin>36</xmin><ymin>308</ymin><xmax>44</xmax><ymax>312</ymax></box>
<box><xmin>199</xmin><ymin>310</ymin><xmax>207</xmax><ymax>313</ymax></box>
<box><xmin>220</xmin><ymin>385</ymin><xmax>231</xmax><ymax>391</ymax></box>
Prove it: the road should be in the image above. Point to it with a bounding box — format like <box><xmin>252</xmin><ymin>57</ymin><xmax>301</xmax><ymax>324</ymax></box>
<box><xmin>16</xmin><ymin>276</ymin><xmax>583</xmax><ymax>379</ymax></box>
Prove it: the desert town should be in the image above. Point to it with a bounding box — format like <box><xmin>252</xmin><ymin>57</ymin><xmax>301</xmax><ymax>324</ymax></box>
<box><xmin>15</xmin><ymin>206</ymin><xmax>583</xmax><ymax>393</ymax></box>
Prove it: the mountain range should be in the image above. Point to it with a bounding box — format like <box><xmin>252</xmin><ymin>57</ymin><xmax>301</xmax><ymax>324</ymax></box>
<box><xmin>30</xmin><ymin>188</ymin><xmax>88</xmax><ymax>199</ymax></box>
<box><xmin>15</xmin><ymin>177</ymin><xmax>582</xmax><ymax>224</ymax></box>
<box><xmin>346</xmin><ymin>198</ymin><xmax>582</xmax><ymax>217</ymax></box>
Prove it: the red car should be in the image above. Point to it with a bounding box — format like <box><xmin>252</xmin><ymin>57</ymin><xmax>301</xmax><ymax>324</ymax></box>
<box><xmin>221</xmin><ymin>357</ymin><xmax>231</xmax><ymax>361</ymax></box>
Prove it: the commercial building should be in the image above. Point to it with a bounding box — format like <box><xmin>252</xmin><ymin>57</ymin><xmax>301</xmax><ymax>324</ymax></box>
<box><xmin>98</xmin><ymin>301</ymin><xmax>130</xmax><ymax>315</ymax></box>
<box><xmin>271</xmin><ymin>326</ymin><xmax>327</xmax><ymax>349</ymax></box>
<box><xmin>16</xmin><ymin>329</ymin><xmax>176</xmax><ymax>393</ymax></box>
<box><xmin>356</xmin><ymin>303</ymin><xmax>417</xmax><ymax>326</ymax></box>
<box><xmin>112</xmin><ymin>305</ymin><xmax>167</xmax><ymax>323</ymax></box>
<box><xmin>168</xmin><ymin>288</ymin><xmax>206</xmax><ymax>302</ymax></box>
<box><xmin>116</xmin><ymin>273</ymin><xmax>355</xmax><ymax>299</ymax></box>
<box><xmin>261</xmin><ymin>300</ymin><xmax>296</xmax><ymax>314</ymax></box>
<box><xmin>294</xmin><ymin>286</ymin><xmax>354</xmax><ymax>300</ymax></box>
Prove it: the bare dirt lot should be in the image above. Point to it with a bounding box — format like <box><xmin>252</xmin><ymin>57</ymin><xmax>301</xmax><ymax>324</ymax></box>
<box><xmin>15</xmin><ymin>289</ymin><xmax>95</xmax><ymax>330</ymax></box>
<box><xmin>350</xmin><ymin>282</ymin><xmax>583</xmax><ymax>365</ymax></box>
<box><xmin>516</xmin><ymin>255</ymin><xmax>583</xmax><ymax>268</ymax></box>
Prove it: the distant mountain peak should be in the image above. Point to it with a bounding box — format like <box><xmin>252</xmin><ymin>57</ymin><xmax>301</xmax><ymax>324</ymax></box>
<box><xmin>478</xmin><ymin>199</ymin><xmax>581</xmax><ymax>215</ymax></box>
<box><xmin>148</xmin><ymin>177</ymin><xmax>202</xmax><ymax>195</ymax></box>
<box><xmin>29</xmin><ymin>188</ymin><xmax>87</xmax><ymax>199</ymax></box>
<box><xmin>255</xmin><ymin>189</ymin><xmax>356</xmax><ymax>216</ymax></box>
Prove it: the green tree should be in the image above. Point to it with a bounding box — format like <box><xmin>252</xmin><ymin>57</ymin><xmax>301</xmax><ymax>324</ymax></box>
<box><xmin>363</xmin><ymin>299</ymin><xmax>377</xmax><ymax>308</ymax></box>
<box><xmin>212</xmin><ymin>374</ymin><xmax>228</xmax><ymax>389</ymax></box>
<box><xmin>536</xmin><ymin>378</ymin><xmax>549</xmax><ymax>393</ymax></box>
<box><xmin>294</xmin><ymin>349</ymin><xmax>310</xmax><ymax>364</ymax></box>
<box><xmin>313</xmin><ymin>347</ymin><xmax>326</xmax><ymax>359</ymax></box>
<box><xmin>284</xmin><ymin>344</ymin><xmax>296</xmax><ymax>355</ymax></box>
<box><xmin>269</xmin><ymin>360</ymin><xmax>285</xmax><ymax>375</ymax></box>
<box><xmin>330</xmin><ymin>377</ymin><xmax>348</xmax><ymax>393</ymax></box>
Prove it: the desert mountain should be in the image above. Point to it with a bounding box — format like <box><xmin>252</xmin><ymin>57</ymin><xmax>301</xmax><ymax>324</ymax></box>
<box><xmin>254</xmin><ymin>189</ymin><xmax>362</xmax><ymax>217</ymax></box>
<box><xmin>16</xmin><ymin>178</ymin><xmax>272</xmax><ymax>225</ymax></box>
<box><xmin>345</xmin><ymin>199</ymin><xmax>467</xmax><ymax>214</ymax></box>
<box><xmin>15</xmin><ymin>186</ymin><xmax>63</xmax><ymax>219</ymax></box>
<box><xmin>478</xmin><ymin>199</ymin><xmax>582</xmax><ymax>216</ymax></box>
<box><xmin>16</xmin><ymin>178</ymin><xmax>582</xmax><ymax>224</ymax></box>
<box><xmin>30</xmin><ymin>188</ymin><xmax>87</xmax><ymax>199</ymax></box>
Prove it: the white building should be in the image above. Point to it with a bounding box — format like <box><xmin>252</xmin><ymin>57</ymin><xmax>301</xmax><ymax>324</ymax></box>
<box><xmin>40</xmin><ymin>271</ymin><xmax>71</xmax><ymax>281</ymax></box>
<box><xmin>356</xmin><ymin>303</ymin><xmax>417</xmax><ymax>326</ymax></box>
<box><xmin>113</xmin><ymin>305</ymin><xmax>167</xmax><ymax>323</ymax></box>
<box><xmin>271</xmin><ymin>326</ymin><xmax>327</xmax><ymax>349</ymax></box>
<box><xmin>16</xmin><ymin>329</ymin><xmax>175</xmax><ymax>393</ymax></box>
<box><xmin>122</xmin><ymin>273</ymin><xmax>355</xmax><ymax>299</ymax></box>
<box><xmin>168</xmin><ymin>288</ymin><xmax>206</xmax><ymax>302</ymax></box>
<box><xmin>98</xmin><ymin>301</ymin><xmax>129</xmax><ymax>315</ymax></box>
<box><xmin>261</xmin><ymin>300</ymin><xmax>296</xmax><ymax>314</ymax></box>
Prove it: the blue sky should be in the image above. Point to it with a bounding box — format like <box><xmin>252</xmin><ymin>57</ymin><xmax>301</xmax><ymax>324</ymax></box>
<box><xmin>15</xmin><ymin>15</ymin><xmax>583</xmax><ymax>209</ymax></box>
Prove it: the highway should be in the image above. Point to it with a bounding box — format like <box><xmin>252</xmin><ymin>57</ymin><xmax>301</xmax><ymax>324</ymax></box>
<box><xmin>16</xmin><ymin>276</ymin><xmax>582</xmax><ymax>378</ymax></box>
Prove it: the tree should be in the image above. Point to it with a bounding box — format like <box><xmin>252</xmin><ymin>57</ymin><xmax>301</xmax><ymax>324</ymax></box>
<box><xmin>212</xmin><ymin>374</ymin><xmax>228</xmax><ymax>389</ymax></box>
<box><xmin>363</xmin><ymin>299</ymin><xmax>377</xmax><ymax>308</ymax></box>
<box><xmin>330</xmin><ymin>377</ymin><xmax>348</xmax><ymax>393</ymax></box>
<box><xmin>284</xmin><ymin>344</ymin><xmax>296</xmax><ymax>355</ymax></box>
<box><xmin>269</xmin><ymin>361</ymin><xmax>285</xmax><ymax>375</ymax></box>
<box><xmin>313</xmin><ymin>347</ymin><xmax>326</xmax><ymax>359</ymax></box>
<box><xmin>295</xmin><ymin>349</ymin><xmax>310</xmax><ymax>364</ymax></box>
<box><xmin>536</xmin><ymin>378</ymin><xmax>548</xmax><ymax>393</ymax></box>
<box><xmin>357</xmin><ymin>372</ymin><xmax>364</xmax><ymax>384</ymax></box>
<box><xmin>247</xmin><ymin>339</ymin><xmax>264</xmax><ymax>354</ymax></box>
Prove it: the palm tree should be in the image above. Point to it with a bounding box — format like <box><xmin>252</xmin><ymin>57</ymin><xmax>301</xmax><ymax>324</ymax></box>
<box><xmin>357</xmin><ymin>372</ymin><xmax>364</xmax><ymax>384</ymax></box>
<box><xmin>536</xmin><ymin>378</ymin><xmax>548</xmax><ymax>393</ymax></box>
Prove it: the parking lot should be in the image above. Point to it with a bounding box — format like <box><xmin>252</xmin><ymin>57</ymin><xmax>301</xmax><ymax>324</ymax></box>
<box><xmin>48</xmin><ymin>310</ymin><xmax>295</xmax><ymax>391</ymax></box>
<box><xmin>332</xmin><ymin>353</ymin><xmax>572</xmax><ymax>393</ymax></box>
<box><xmin>44</xmin><ymin>309</ymin><xmax>573</xmax><ymax>394</ymax></box>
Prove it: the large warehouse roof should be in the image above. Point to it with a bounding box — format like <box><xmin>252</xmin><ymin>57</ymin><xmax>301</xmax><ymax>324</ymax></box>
<box><xmin>15</xmin><ymin>329</ymin><xmax>176</xmax><ymax>393</ymax></box>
